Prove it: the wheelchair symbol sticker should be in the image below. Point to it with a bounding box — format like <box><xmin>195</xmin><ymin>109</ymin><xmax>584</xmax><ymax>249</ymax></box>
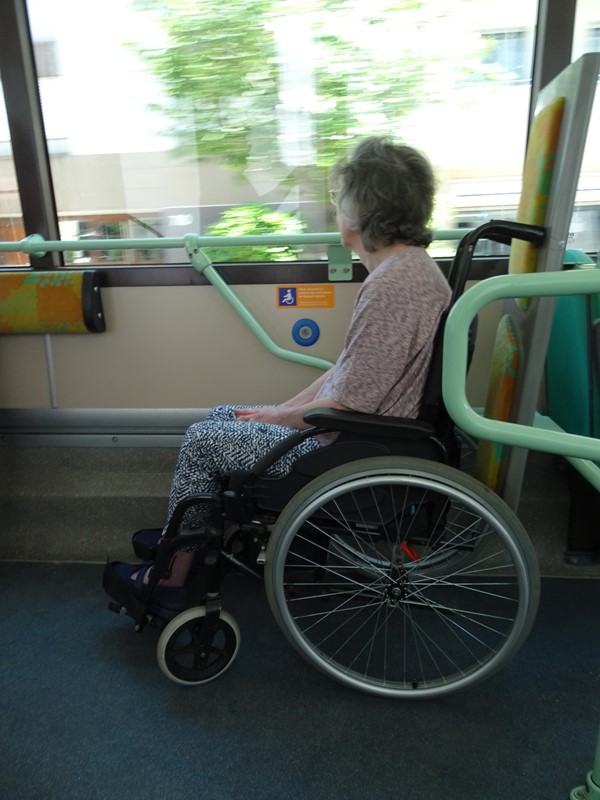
<box><xmin>277</xmin><ymin>285</ymin><xmax>335</xmax><ymax>309</ymax></box>
<box><xmin>278</xmin><ymin>287</ymin><xmax>297</xmax><ymax>306</ymax></box>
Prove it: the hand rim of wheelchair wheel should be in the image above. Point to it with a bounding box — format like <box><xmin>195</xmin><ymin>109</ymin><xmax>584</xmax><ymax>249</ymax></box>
<box><xmin>264</xmin><ymin>456</ymin><xmax>540</xmax><ymax>700</ymax></box>
<box><xmin>156</xmin><ymin>606</ymin><xmax>240</xmax><ymax>686</ymax></box>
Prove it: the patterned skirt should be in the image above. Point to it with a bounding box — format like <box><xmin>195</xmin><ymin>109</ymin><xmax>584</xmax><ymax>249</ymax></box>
<box><xmin>163</xmin><ymin>404</ymin><xmax>323</xmax><ymax>540</ymax></box>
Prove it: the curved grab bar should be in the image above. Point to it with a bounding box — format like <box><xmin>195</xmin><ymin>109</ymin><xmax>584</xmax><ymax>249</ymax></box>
<box><xmin>443</xmin><ymin>268</ymin><xmax>600</xmax><ymax>461</ymax></box>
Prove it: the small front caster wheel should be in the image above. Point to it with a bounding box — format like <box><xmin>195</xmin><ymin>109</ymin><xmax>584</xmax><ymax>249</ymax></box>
<box><xmin>157</xmin><ymin>606</ymin><xmax>240</xmax><ymax>685</ymax></box>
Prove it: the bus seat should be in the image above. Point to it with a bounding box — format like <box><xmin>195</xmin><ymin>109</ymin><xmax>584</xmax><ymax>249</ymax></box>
<box><xmin>0</xmin><ymin>269</ymin><xmax>105</xmax><ymax>334</ymax></box>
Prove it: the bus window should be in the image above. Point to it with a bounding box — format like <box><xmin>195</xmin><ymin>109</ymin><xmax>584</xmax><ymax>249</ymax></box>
<box><xmin>24</xmin><ymin>0</ymin><xmax>539</xmax><ymax>265</ymax></box>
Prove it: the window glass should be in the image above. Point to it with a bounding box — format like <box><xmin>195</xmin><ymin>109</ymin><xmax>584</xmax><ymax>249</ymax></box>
<box><xmin>0</xmin><ymin>88</ymin><xmax>26</xmax><ymax>267</ymax></box>
<box><xmin>26</xmin><ymin>0</ymin><xmax>539</xmax><ymax>264</ymax></box>
<box><xmin>571</xmin><ymin>0</ymin><xmax>600</xmax><ymax>255</ymax></box>
<box><xmin>481</xmin><ymin>30</ymin><xmax>534</xmax><ymax>85</ymax></box>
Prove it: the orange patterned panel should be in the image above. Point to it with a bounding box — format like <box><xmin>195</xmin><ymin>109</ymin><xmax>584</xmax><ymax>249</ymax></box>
<box><xmin>475</xmin><ymin>315</ymin><xmax>522</xmax><ymax>492</ymax></box>
<box><xmin>509</xmin><ymin>95</ymin><xmax>565</xmax><ymax>307</ymax></box>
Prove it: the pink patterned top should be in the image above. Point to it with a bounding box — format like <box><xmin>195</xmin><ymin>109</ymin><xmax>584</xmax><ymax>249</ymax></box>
<box><xmin>316</xmin><ymin>246</ymin><xmax>451</xmax><ymax>418</ymax></box>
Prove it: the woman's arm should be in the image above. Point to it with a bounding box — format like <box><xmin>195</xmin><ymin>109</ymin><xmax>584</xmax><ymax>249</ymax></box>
<box><xmin>234</xmin><ymin>394</ymin><xmax>350</xmax><ymax>430</ymax></box>
<box><xmin>233</xmin><ymin>368</ymin><xmax>341</xmax><ymax>429</ymax></box>
<box><xmin>277</xmin><ymin>368</ymin><xmax>334</xmax><ymax>408</ymax></box>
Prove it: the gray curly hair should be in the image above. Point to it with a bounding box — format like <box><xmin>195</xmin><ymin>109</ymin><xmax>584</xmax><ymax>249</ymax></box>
<box><xmin>331</xmin><ymin>136</ymin><xmax>436</xmax><ymax>251</ymax></box>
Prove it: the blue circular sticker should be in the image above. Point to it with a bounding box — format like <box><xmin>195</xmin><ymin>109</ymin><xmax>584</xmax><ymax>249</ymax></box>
<box><xmin>292</xmin><ymin>318</ymin><xmax>320</xmax><ymax>347</ymax></box>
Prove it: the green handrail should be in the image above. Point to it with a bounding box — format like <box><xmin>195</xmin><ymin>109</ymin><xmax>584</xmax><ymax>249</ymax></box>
<box><xmin>570</xmin><ymin>722</ymin><xmax>600</xmax><ymax>800</ymax></box>
<box><xmin>0</xmin><ymin>232</ymin><xmax>340</xmax><ymax>256</ymax></box>
<box><xmin>0</xmin><ymin>228</ymin><xmax>468</xmax><ymax>256</ymax></box>
<box><xmin>443</xmin><ymin>268</ymin><xmax>600</xmax><ymax>461</ymax></box>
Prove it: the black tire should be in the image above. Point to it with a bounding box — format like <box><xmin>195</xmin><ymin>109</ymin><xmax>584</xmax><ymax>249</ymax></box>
<box><xmin>264</xmin><ymin>457</ymin><xmax>539</xmax><ymax>699</ymax></box>
<box><xmin>157</xmin><ymin>607</ymin><xmax>240</xmax><ymax>685</ymax></box>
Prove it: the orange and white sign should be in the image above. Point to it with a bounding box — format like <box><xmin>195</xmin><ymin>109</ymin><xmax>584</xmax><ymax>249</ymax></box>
<box><xmin>277</xmin><ymin>285</ymin><xmax>335</xmax><ymax>309</ymax></box>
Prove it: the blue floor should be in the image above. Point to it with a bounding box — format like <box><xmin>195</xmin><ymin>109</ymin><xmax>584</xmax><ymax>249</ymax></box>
<box><xmin>0</xmin><ymin>563</ymin><xmax>598</xmax><ymax>800</ymax></box>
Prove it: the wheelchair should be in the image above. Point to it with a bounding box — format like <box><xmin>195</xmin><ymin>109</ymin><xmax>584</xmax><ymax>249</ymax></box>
<box><xmin>103</xmin><ymin>221</ymin><xmax>544</xmax><ymax>699</ymax></box>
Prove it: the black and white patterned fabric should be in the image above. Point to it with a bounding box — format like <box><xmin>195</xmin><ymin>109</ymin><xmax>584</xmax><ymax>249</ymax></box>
<box><xmin>163</xmin><ymin>404</ymin><xmax>322</xmax><ymax>538</ymax></box>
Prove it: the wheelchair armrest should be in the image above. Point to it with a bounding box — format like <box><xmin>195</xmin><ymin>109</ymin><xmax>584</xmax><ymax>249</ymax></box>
<box><xmin>303</xmin><ymin>407</ymin><xmax>437</xmax><ymax>439</ymax></box>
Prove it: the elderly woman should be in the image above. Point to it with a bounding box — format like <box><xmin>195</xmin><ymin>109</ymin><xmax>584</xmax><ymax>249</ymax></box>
<box><xmin>116</xmin><ymin>135</ymin><xmax>451</xmax><ymax>601</ymax></box>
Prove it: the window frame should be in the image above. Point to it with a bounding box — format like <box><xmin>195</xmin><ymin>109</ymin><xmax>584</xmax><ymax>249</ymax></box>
<box><xmin>0</xmin><ymin>0</ymin><xmax>62</xmax><ymax>268</ymax></box>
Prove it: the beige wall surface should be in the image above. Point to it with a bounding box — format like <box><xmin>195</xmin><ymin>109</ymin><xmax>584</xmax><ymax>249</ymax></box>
<box><xmin>0</xmin><ymin>282</ymin><xmax>359</xmax><ymax>410</ymax></box>
<box><xmin>0</xmin><ymin>335</ymin><xmax>51</xmax><ymax>408</ymax></box>
<box><xmin>0</xmin><ymin>279</ymin><xmax>498</xmax><ymax>412</ymax></box>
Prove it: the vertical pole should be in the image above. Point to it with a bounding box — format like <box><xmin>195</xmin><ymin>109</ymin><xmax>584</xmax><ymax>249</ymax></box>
<box><xmin>570</xmin><ymin>723</ymin><xmax>600</xmax><ymax>800</ymax></box>
<box><xmin>528</xmin><ymin>0</ymin><xmax>577</xmax><ymax>131</ymax></box>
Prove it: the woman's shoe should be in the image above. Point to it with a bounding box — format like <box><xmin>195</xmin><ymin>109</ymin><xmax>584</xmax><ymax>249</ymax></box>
<box><xmin>103</xmin><ymin>560</ymin><xmax>188</xmax><ymax>620</ymax></box>
<box><xmin>132</xmin><ymin>528</ymin><xmax>211</xmax><ymax>574</ymax></box>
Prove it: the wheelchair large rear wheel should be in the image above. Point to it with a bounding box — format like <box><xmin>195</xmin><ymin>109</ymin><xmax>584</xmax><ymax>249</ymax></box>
<box><xmin>264</xmin><ymin>457</ymin><xmax>539</xmax><ymax>699</ymax></box>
